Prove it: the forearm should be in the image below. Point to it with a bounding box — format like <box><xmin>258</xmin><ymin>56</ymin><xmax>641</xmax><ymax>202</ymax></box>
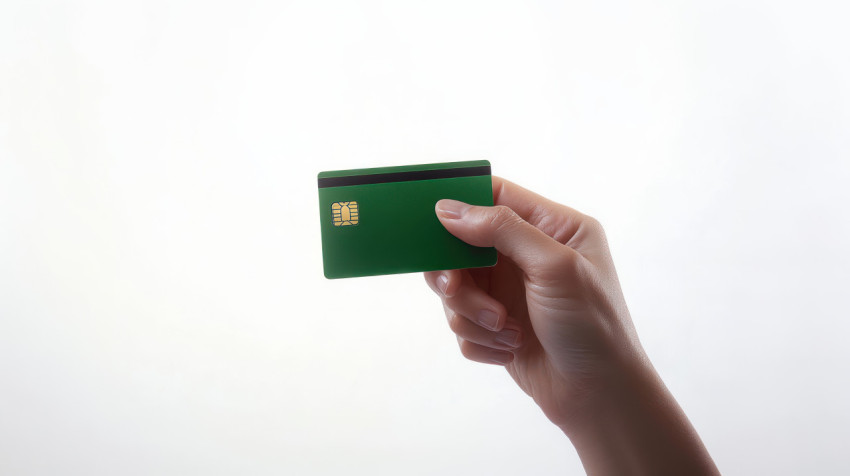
<box><xmin>562</xmin><ymin>363</ymin><xmax>719</xmax><ymax>476</ymax></box>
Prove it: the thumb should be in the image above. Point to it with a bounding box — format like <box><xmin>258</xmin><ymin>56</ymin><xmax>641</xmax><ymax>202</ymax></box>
<box><xmin>435</xmin><ymin>199</ymin><xmax>575</xmax><ymax>275</ymax></box>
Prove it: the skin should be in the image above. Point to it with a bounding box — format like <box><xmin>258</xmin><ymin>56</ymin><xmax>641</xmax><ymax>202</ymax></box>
<box><xmin>424</xmin><ymin>177</ymin><xmax>719</xmax><ymax>475</ymax></box>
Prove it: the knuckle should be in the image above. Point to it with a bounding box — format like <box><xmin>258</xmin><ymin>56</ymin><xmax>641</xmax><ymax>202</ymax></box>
<box><xmin>488</xmin><ymin>205</ymin><xmax>521</xmax><ymax>232</ymax></box>
<box><xmin>458</xmin><ymin>339</ymin><xmax>476</xmax><ymax>360</ymax></box>
<box><xmin>458</xmin><ymin>339</ymin><xmax>481</xmax><ymax>362</ymax></box>
<box><xmin>447</xmin><ymin>312</ymin><xmax>465</xmax><ymax>334</ymax></box>
<box><xmin>581</xmin><ymin>215</ymin><xmax>606</xmax><ymax>238</ymax></box>
<box><xmin>540</xmin><ymin>249</ymin><xmax>582</xmax><ymax>281</ymax></box>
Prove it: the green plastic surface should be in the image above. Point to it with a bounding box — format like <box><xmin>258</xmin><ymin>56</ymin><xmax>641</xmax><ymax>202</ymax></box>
<box><xmin>318</xmin><ymin>162</ymin><xmax>497</xmax><ymax>279</ymax></box>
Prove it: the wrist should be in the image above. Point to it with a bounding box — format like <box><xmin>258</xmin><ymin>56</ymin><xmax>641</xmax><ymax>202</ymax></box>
<box><xmin>557</xmin><ymin>353</ymin><xmax>658</xmax><ymax>437</ymax></box>
<box><xmin>559</xmin><ymin>357</ymin><xmax>719</xmax><ymax>475</ymax></box>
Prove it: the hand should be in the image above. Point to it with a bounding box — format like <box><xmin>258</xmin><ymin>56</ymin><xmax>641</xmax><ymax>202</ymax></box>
<box><xmin>425</xmin><ymin>176</ymin><xmax>638</xmax><ymax>427</ymax></box>
<box><xmin>424</xmin><ymin>177</ymin><xmax>718</xmax><ymax>475</ymax></box>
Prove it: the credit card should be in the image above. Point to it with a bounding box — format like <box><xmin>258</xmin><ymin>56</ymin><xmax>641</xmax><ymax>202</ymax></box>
<box><xmin>318</xmin><ymin>160</ymin><xmax>498</xmax><ymax>279</ymax></box>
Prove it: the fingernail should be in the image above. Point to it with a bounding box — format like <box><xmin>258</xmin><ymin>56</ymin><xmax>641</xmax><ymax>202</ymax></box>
<box><xmin>494</xmin><ymin>329</ymin><xmax>520</xmax><ymax>348</ymax></box>
<box><xmin>476</xmin><ymin>309</ymin><xmax>500</xmax><ymax>331</ymax></box>
<box><xmin>435</xmin><ymin>199</ymin><xmax>469</xmax><ymax>219</ymax></box>
<box><xmin>436</xmin><ymin>274</ymin><xmax>449</xmax><ymax>295</ymax></box>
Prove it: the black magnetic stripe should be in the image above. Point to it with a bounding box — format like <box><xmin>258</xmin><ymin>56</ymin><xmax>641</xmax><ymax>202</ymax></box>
<box><xmin>318</xmin><ymin>165</ymin><xmax>491</xmax><ymax>188</ymax></box>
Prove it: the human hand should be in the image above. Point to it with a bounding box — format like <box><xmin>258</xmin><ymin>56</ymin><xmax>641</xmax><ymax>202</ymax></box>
<box><xmin>424</xmin><ymin>176</ymin><xmax>640</xmax><ymax>428</ymax></box>
<box><xmin>424</xmin><ymin>177</ymin><xmax>718</xmax><ymax>474</ymax></box>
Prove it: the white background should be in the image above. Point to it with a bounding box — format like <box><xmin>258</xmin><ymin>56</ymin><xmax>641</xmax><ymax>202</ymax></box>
<box><xmin>2</xmin><ymin>1</ymin><xmax>849</xmax><ymax>474</ymax></box>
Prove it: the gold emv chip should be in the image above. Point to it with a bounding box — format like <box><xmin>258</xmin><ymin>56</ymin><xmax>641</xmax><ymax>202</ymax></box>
<box><xmin>332</xmin><ymin>201</ymin><xmax>359</xmax><ymax>226</ymax></box>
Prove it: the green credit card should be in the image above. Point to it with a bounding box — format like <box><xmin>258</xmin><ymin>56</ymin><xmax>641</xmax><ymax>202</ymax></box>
<box><xmin>318</xmin><ymin>160</ymin><xmax>498</xmax><ymax>279</ymax></box>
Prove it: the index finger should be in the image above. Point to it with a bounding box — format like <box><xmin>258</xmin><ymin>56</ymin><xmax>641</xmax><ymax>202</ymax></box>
<box><xmin>491</xmin><ymin>176</ymin><xmax>588</xmax><ymax>244</ymax></box>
